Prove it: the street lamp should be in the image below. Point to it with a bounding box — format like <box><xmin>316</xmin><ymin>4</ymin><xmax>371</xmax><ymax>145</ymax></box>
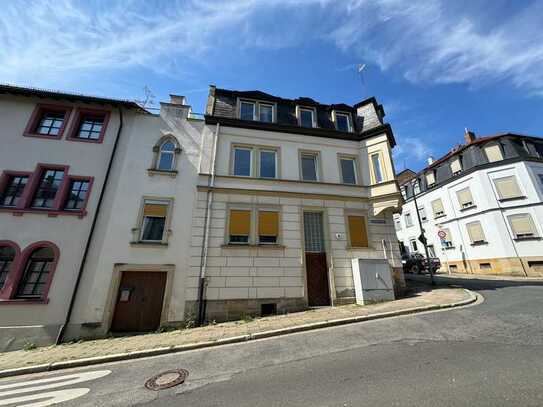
<box><xmin>409</xmin><ymin>178</ymin><xmax>435</xmax><ymax>286</ymax></box>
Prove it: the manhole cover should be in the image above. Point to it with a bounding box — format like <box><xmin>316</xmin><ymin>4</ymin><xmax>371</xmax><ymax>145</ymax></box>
<box><xmin>145</xmin><ymin>369</ymin><xmax>189</xmax><ymax>391</ymax></box>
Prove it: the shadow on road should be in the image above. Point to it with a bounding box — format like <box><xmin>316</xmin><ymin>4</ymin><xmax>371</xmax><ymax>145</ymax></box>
<box><xmin>405</xmin><ymin>273</ymin><xmax>543</xmax><ymax>292</ymax></box>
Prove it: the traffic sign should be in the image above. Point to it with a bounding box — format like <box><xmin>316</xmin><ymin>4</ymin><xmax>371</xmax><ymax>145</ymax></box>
<box><xmin>438</xmin><ymin>230</ymin><xmax>447</xmax><ymax>239</ymax></box>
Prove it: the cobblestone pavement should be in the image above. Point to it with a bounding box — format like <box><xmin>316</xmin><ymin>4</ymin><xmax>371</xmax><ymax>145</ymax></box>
<box><xmin>0</xmin><ymin>284</ymin><xmax>470</xmax><ymax>371</ymax></box>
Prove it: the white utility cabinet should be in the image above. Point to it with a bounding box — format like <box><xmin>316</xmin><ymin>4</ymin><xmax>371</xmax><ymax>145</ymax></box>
<box><xmin>351</xmin><ymin>258</ymin><xmax>395</xmax><ymax>305</ymax></box>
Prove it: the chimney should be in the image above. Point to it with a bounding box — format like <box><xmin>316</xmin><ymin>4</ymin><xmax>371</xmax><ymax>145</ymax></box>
<box><xmin>464</xmin><ymin>128</ymin><xmax>476</xmax><ymax>144</ymax></box>
<box><xmin>205</xmin><ymin>84</ymin><xmax>216</xmax><ymax>115</ymax></box>
<box><xmin>427</xmin><ymin>156</ymin><xmax>435</xmax><ymax>165</ymax></box>
<box><xmin>169</xmin><ymin>94</ymin><xmax>186</xmax><ymax>105</ymax></box>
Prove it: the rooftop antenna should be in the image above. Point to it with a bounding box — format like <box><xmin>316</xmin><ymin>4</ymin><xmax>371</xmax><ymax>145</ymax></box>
<box><xmin>357</xmin><ymin>63</ymin><xmax>367</xmax><ymax>95</ymax></box>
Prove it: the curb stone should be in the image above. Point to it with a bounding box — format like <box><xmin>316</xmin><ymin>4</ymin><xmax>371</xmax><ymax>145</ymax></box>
<box><xmin>0</xmin><ymin>289</ymin><xmax>477</xmax><ymax>379</ymax></box>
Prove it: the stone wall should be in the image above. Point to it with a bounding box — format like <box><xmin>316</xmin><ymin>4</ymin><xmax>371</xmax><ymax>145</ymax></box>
<box><xmin>442</xmin><ymin>256</ymin><xmax>543</xmax><ymax>277</ymax></box>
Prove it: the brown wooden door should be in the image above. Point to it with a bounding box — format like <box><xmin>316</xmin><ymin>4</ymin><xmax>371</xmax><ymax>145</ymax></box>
<box><xmin>111</xmin><ymin>271</ymin><xmax>167</xmax><ymax>332</ymax></box>
<box><xmin>306</xmin><ymin>252</ymin><xmax>330</xmax><ymax>306</ymax></box>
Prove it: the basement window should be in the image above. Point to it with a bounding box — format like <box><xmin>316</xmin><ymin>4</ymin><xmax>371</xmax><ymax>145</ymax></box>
<box><xmin>479</xmin><ymin>263</ymin><xmax>492</xmax><ymax>271</ymax></box>
<box><xmin>261</xmin><ymin>303</ymin><xmax>277</xmax><ymax>316</ymax></box>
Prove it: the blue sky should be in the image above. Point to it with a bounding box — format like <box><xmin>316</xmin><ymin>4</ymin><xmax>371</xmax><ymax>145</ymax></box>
<box><xmin>1</xmin><ymin>0</ymin><xmax>542</xmax><ymax>172</ymax></box>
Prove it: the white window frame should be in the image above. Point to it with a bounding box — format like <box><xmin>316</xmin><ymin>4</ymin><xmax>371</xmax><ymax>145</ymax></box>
<box><xmin>338</xmin><ymin>155</ymin><xmax>358</xmax><ymax>185</ymax></box>
<box><xmin>231</xmin><ymin>146</ymin><xmax>253</xmax><ymax>177</ymax></box>
<box><xmin>371</xmin><ymin>153</ymin><xmax>385</xmax><ymax>184</ymax></box>
<box><xmin>133</xmin><ymin>197</ymin><xmax>173</xmax><ymax>245</ymax></box>
<box><xmin>297</xmin><ymin>106</ymin><xmax>317</xmax><ymax>128</ymax></box>
<box><xmin>299</xmin><ymin>151</ymin><xmax>320</xmax><ymax>182</ymax></box>
<box><xmin>238</xmin><ymin>99</ymin><xmax>276</xmax><ymax>123</ymax></box>
<box><xmin>404</xmin><ymin>212</ymin><xmax>413</xmax><ymax>227</ymax></box>
<box><xmin>507</xmin><ymin>213</ymin><xmax>538</xmax><ymax>239</ymax></box>
<box><xmin>258</xmin><ymin>103</ymin><xmax>275</xmax><ymax>123</ymax></box>
<box><xmin>239</xmin><ymin>100</ymin><xmax>256</xmax><ymax>121</ymax></box>
<box><xmin>418</xmin><ymin>206</ymin><xmax>427</xmax><ymax>222</ymax></box>
<box><xmin>257</xmin><ymin>207</ymin><xmax>281</xmax><ymax>245</ymax></box>
<box><xmin>258</xmin><ymin>148</ymin><xmax>278</xmax><ymax>179</ymax></box>
<box><xmin>332</xmin><ymin>110</ymin><xmax>353</xmax><ymax>132</ymax></box>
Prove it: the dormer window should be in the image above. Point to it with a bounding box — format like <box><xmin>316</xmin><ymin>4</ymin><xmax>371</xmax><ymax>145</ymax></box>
<box><xmin>240</xmin><ymin>101</ymin><xmax>256</xmax><ymax>121</ymax></box>
<box><xmin>426</xmin><ymin>170</ymin><xmax>436</xmax><ymax>187</ymax></box>
<box><xmin>298</xmin><ymin>107</ymin><xmax>316</xmax><ymax>128</ymax></box>
<box><xmin>333</xmin><ymin>111</ymin><xmax>352</xmax><ymax>132</ymax></box>
<box><xmin>450</xmin><ymin>156</ymin><xmax>462</xmax><ymax>175</ymax></box>
<box><xmin>239</xmin><ymin>100</ymin><xmax>275</xmax><ymax>123</ymax></box>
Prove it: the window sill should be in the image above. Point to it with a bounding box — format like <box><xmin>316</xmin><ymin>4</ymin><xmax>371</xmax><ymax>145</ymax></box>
<box><xmin>23</xmin><ymin>132</ymin><xmax>62</xmax><ymax>140</ymax></box>
<box><xmin>443</xmin><ymin>246</ymin><xmax>455</xmax><ymax>250</ymax></box>
<box><xmin>498</xmin><ymin>196</ymin><xmax>526</xmax><ymax>203</ymax></box>
<box><xmin>130</xmin><ymin>241</ymin><xmax>169</xmax><ymax>247</ymax></box>
<box><xmin>66</xmin><ymin>136</ymin><xmax>103</xmax><ymax>144</ymax></box>
<box><xmin>513</xmin><ymin>237</ymin><xmax>541</xmax><ymax>242</ymax></box>
<box><xmin>470</xmin><ymin>241</ymin><xmax>488</xmax><ymax>246</ymax></box>
<box><xmin>0</xmin><ymin>207</ymin><xmax>87</xmax><ymax>218</ymax></box>
<box><xmin>0</xmin><ymin>298</ymin><xmax>49</xmax><ymax>305</ymax></box>
<box><xmin>459</xmin><ymin>204</ymin><xmax>477</xmax><ymax>212</ymax></box>
<box><xmin>221</xmin><ymin>244</ymin><xmax>285</xmax><ymax>249</ymax></box>
<box><xmin>147</xmin><ymin>169</ymin><xmax>178</xmax><ymax>177</ymax></box>
<box><xmin>434</xmin><ymin>214</ymin><xmax>446</xmax><ymax>219</ymax></box>
<box><xmin>346</xmin><ymin>245</ymin><xmax>370</xmax><ymax>250</ymax></box>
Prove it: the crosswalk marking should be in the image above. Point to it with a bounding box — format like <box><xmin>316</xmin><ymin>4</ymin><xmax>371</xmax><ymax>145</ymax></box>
<box><xmin>0</xmin><ymin>370</ymin><xmax>111</xmax><ymax>406</ymax></box>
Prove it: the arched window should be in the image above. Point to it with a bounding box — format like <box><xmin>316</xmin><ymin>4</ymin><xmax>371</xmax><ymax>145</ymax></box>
<box><xmin>0</xmin><ymin>246</ymin><xmax>16</xmax><ymax>290</ymax></box>
<box><xmin>16</xmin><ymin>246</ymin><xmax>55</xmax><ymax>299</ymax></box>
<box><xmin>158</xmin><ymin>140</ymin><xmax>176</xmax><ymax>171</ymax></box>
<box><xmin>150</xmin><ymin>135</ymin><xmax>181</xmax><ymax>175</ymax></box>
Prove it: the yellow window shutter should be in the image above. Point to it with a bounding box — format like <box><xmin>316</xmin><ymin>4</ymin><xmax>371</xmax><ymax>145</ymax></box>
<box><xmin>230</xmin><ymin>210</ymin><xmax>251</xmax><ymax>235</ymax></box>
<box><xmin>467</xmin><ymin>222</ymin><xmax>485</xmax><ymax>243</ymax></box>
<box><xmin>426</xmin><ymin>171</ymin><xmax>435</xmax><ymax>185</ymax></box>
<box><xmin>457</xmin><ymin>188</ymin><xmax>473</xmax><ymax>206</ymax></box>
<box><xmin>494</xmin><ymin>176</ymin><xmax>522</xmax><ymax>200</ymax></box>
<box><xmin>484</xmin><ymin>144</ymin><xmax>503</xmax><ymax>162</ymax></box>
<box><xmin>144</xmin><ymin>203</ymin><xmax>168</xmax><ymax>217</ymax></box>
<box><xmin>509</xmin><ymin>214</ymin><xmax>535</xmax><ymax>236</ymax></box>
<box><xmin>450</xmin><ymin>158</ymin><xmax>462</xmax><ymax>173</ymax></box>
<box><xmin>348</xmin><ymin>216</ymin><xmax>368</xmax><ymax>247</ymax></box>
<box><xmin>432</xmin><ymin>199</ymin><xmax>444</xmax><ymax>215</ymax></box>
<box><xmin>259</xmin><ymin>211</ymin><xmax>279</xmax><ymax>236</ymax></box>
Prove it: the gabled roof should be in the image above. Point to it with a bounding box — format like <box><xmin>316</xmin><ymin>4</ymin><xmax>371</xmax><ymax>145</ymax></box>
<box><xmin>0</xmin><ymin>83</ymin><xmax>150</xmax><ymax>113</ymax></box>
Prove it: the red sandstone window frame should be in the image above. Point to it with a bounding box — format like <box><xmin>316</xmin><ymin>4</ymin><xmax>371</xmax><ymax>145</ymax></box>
<box><xmin>66</xmin><ymin>108</ymin><xmax>111</xmax><ymax>144</ymax></box>
<box><xmin>0</xmin><ymin>241</ymin><xmax>60</xmax><ymax>304</ymax></box>
<box><xmin>0</xmin><ymin>164</ymin><xmax>93</xmax><ymax>218</ymax></box>
<box><xmin>23</xmin><ymin>104</ymin><xmax>72</xmax><ymax>140</ymax></box>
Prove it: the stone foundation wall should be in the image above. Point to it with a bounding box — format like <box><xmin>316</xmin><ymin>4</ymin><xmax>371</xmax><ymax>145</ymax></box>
<box><xmin>442</xmin><ymin>256</ymin><xmax>543</xmax><ymax>277</ymax></box>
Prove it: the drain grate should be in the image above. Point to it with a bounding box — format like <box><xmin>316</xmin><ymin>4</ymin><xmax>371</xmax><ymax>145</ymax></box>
<box><xmin>145</xmin><ymin>369</ymin><xmax>189</xmax><ymax>391</ymax></box>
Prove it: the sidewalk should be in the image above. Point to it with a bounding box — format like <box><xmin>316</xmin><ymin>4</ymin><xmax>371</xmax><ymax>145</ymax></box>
<box><xmin>0</xmin><ymin>283</ymin><xmax>475</xmax><ymax>376</ymax></box>
<box><xmin>435</xmin><ymin>272</ymin><xmax>543</xmax><ymax>281</ymax></box>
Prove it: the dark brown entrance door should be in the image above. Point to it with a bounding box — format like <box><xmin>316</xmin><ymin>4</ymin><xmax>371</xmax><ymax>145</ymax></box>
<box><xmin>305</xmin><ymin>252</ymin><xmax>330</xmax><ymax>306</ymax></box>
<box><xmin>303</xmin><ymin>212</ymin><xmax>330</xmax><ymax>306</ymax></box>
<box><xmin>111</xmin><ymin>271</ymin><xmax>167</xmax><ymax>332</ymax></box>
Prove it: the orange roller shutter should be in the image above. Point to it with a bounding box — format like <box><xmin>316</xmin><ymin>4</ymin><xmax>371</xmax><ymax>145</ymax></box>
<box><xmin>230</xmin><ymin>210</ymin><xmax>251</xmax><ymax>236</ymax></box>
<box><xmin>259</xmin><ymin>211</ymin><xmax>279</xmax><ymax>236</ymax></box>
<box><xmin>144</xmin><ymin>203</ymin><xmax>168</xmax><ymax>217</ymax></box>
<box><xmin>348</xmin><ymin>216</ymin><xmax>368</xmax><ymax>247</ymax></box>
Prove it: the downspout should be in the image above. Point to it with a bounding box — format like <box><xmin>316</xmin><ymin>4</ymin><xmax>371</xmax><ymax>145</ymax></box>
<box><xmin>56</xmin><ymin>106</ymin><xmax>125</xmax><ymax>344</ymax></box>
<box><xmin>197</xmin><ymin>122</ymin><xmax>220</xmax><ymax>326</ymax></box>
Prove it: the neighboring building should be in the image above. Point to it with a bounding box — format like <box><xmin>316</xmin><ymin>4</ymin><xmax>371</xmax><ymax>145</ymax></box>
<box><xmin>188</xmin><ymin>87</ymin><xmax>404</xmax><ymax>322</ymax></box>
<box><xmin>395</xmin><ymin>131</ymin><xmax>543</xmax><ymax>277</ymax></box>
<box><xmin>65</xmin><ymin>95</ymin><xmax>205</xmax><ymax>340</ymax></box>
<box><xmin>0</xmin><ymin>84</ymin><xmax>145</xmax><ymax>350</ymax></box>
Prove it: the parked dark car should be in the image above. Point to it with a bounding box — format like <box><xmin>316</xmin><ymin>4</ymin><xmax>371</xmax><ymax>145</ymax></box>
<box><xmin>401</xmin><ymin>253</ymin><xmax>441</xmax><ymax>274</ymax></box>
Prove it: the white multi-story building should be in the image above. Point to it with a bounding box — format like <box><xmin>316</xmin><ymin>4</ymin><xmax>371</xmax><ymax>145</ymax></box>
<box><xmin>0</xmin><ymin>85</ymin><xmax>145</xmax><ymax>350</ymax></box>
<box><xmin>395</xmin><ymin>131</ymin><xmax>543</xmax><ymax>277</ymax></box>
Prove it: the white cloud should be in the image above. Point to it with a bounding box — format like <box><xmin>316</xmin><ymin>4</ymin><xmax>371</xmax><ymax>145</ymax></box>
<box><xmin>0</xmin><ymin>0</ymin><xmax>541</xmax><ymax>97</ymax></box>
<box><xmin>392</xmin><ymin>136</ymin><xmax>434</xmax><ymax>169</ymax></box>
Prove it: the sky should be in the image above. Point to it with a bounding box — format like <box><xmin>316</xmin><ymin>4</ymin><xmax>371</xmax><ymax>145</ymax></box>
<box><xmin>1</xmin><ymin>0</ymin><xmax>542</xmax><ymax>172</ymax></box>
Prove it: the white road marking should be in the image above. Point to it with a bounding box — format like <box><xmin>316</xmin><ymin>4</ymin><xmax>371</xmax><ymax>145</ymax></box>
<box><xmin>0</xmin><ymin>369</ymin><xmax>111</xmax><ymax>406</ymax></box>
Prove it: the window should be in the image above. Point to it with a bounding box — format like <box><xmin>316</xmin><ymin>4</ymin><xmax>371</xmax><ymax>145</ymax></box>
<box><xmin>64</xmin><ymin>179</ymin><xmax>90</xmax><ymax>210</ymax></box>
<box><xmin>301</xmin><ymin>153</ymin><xmax>318</xmax><ymax>181</ymax></box>
<box><xmin>348</xmin><ymin>215</ymin><xmax>368</xmax><ymax>247</ymax></box>
<box><xmin>259</xmin><ymin>150</ymin><xmax>277</xmax><ymax>178</ymax></box>
<box><xmin>427</xmin><ymin>245</ymin><xmax>436</xmax><ymax>258</ymax></box>
<box><xmin>334</xmin><ymin>112</ymin><xmax>351</xmax><ymax>132</ymax></box>
<box><xmin>0</xmin><ymin>246</ymin><xmax>16</xmax><ymax>290</ymax></box>
<box><xmin>24</xmin><ymin>105</ymin><xmax>71</xmax><ymax>139</ymax></box>
<box><xmin>340</xmin><ymin>157</ymin><xmax>357</xmax><ymax>184</ymax></box>
<box><xmin>466</xmin><ymin>221</ymin><xmax>486</xmax><ymax>244</ymax></box>
<box><xmin>240</xmin><ymin>101</ymin><xmax>256</xmax><ymax>121</ymax></box>
<box><xmin>16</xmin><ymin>247</ymin><xmax>55</xmax><ymax>299</ymax></box>
<box><xmin>371</xmin><ymin>154</ymin><xmax>384</xmax><ymax>183</ymax></box>
<box><xmin>426</xmin><ymin>171</ymin><xmax>436</xmax><ymax>187</ymax></box>
<box><xmin>158</xmin><ymin>141</ymin><xmax>176</xmax><ymax>171</ymax></box>
<box><xmin>404</xmin><ymin>212</ymin><xmax>413</xmax><ymax>227</ymax></box>
<box><xmin>258</xmin><ymin>211</ymin><xmax>279</xmax><ymax>244</ymax></box>
<box><xmin>418</xmin><ymin>206</ymin><xmax>427</xmax><ymax>222</ymax></box>
<box><xmin>31</xmin><ymin>169</ymin><xmax>65</xmax><ymax>209</ymax></box>
<box><xmin>75</xmin><ymin>115</ymin><xmax>103</xmax><ymax>140</ymax></box>
<box><xmin>493</xmin><ymin>176</ymin><xmax>523</xmax><ymax>200</ymax></box>
<box><xmin>450</xmin><ymin>157</ymin><xmax>462</xmax><ymax>175</ymax></box>
<box><xmin>0</xmin><ymin>175</ymin><xmax>28</xmax><ymax>207</ymax></box>
<box><xmin>259</xmin><ymin>104</ymin><xmax>273</xmax><ymax>123</ymax></box>
<box><xmin>140</xmin><ymin>201</ymin><xmax>169</xmax><ymax>242</ymax></box>
<box><xmin>413</xmin><ymin>181</ymin><xmax>421</xmax><ymax>195</ymax></box>
<box><xmin>394</xmin><ymin>216</ymin><xmax>402</xmax><ymax>231</ymax></box>
<box><xmin>484</xmin><ymin>143</ymin><xmax>503</xmax><ymax>162</ymax></box>
<box><xmin>233</xmin><ymin>147</ymin><xmax>252</xmax><ymax>177</ymax></box>
<box><xmin>229</xmin><ymin>209</ymin><xmax>251</xmax><ymax>244</ymax></box>
<box><xmin>410</xmin><ymin>239</ymin><xmax>418</xmax><ymax>252</ymax></box>
<box><xmin>457</xmin><ymin>187</ymin><xmax>475</xmax><ymax>209</ymax></box>
<box><xmin>432</xmin><ymin>198</ymin><xmax>445</xmax><ymax>218</ymax></box>
<box><xmin>37</xmin><ymin>112</ymin><xmax>65</xmax><ymax>136</ymax></box>
<box><xmin>440</xmin><ymin>228</ymin><xmax>453</xmax><ymax>248</ymax></box>
<box><xmin>299</xmin><ymin>108</ymin><xmax>315</xmax><ymax>128</ymax></box>
<box><xmin>508</xmin><ymin>213</ymin><xmax>538</xmax><ymax>239</ymax></box>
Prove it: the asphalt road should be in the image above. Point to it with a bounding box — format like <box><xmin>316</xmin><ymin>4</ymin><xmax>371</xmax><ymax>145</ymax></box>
<box><xmin>1</xmin><ymin>275</ymin><xmax>543</xmax><ymax>407</ymax></box>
